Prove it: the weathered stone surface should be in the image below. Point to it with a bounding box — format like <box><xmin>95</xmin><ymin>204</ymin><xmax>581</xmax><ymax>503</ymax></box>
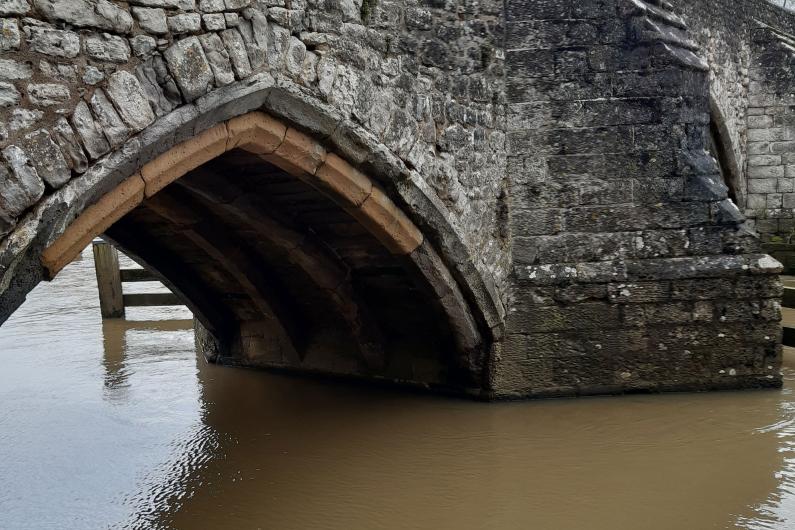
<box><xmin>199</xmin><ymin>33</ymin><xmax>235</xmax><ymax>87</ymax></box>
<box><xmin>0</xmin><ymin>59</ymin><xmax>33</xmax><ymax>81</ymax></box>
<box><xmin>132</xmin><ymin>7</ymin><xmax>167</xmax><ymax>34</ymax></box>
<box><xmin>27</xmin><ymin>83</ymin><xmax>69</xmax><ymax>106</ymax></box>
<box><xmin>203</xmin><ymin>13</ymin><xmax>225</xmax><ymax>30</ymax></box>
<box><xmin>0</xmin><ymin>145</ymin><xmax>44</xmax><ymax>219</ymax></box>
<box><xmin>163</xmin><ymin>36</ymin><xmax>214</xmax><ymax>102</ymax></box>
<box><xmin>32</xmin><ymin>0</ymin><xmax>133</xmax><ymax>33</ymax></box>
<box><xmin>134</xmin><ymin>56</ymin><xmax>181</xmax><ymax>117</ymax></box>
<box><xmin>89</xmin><ymin>88</ymin><xmax>130</xmax><ymax>147</ymax></box>
<box><xmin>168</xmin><ymin>13</ymin><xmax>201</xmax><ymax>34</ymax></box>
<box><xmin>20</xmin><ymin>129</ymin><xmax>70</xmax><ymax>188</ymax></box>
<box><xmin>220</xmin><ymin>28</ymin><xmax>251</xmax><ymax>78</ymax></box>
<box><xmin>0</xmin><ymin>0</ymin><xmax>30</xmax><ymax>16</ymax></box>
<box><xmin>0</xmin><ymin>18</ymin><xmax>20</xmax><ymax>50</ymax></box>
<box><xmin>51</xmin><ymin>117</ymin><xmax>88</xmax><ymax>173</ymax></box>
<box><xmin>8</xmin><ymin>109</ymin><xmax>42</xmax><ymax>131</ymax></box>
<box><xmin>106</xmin><ymin>71</ymin><xmax>155</xmax><ymax>132</ymax></box>
<box><xmin>84</xmin><ymin>33</ymin><xmax>131</xmax><ymax>63</ymax></box>
<box><xmin>82</xmin><ymin>66</ymin><xmax>104</xmax><ymax>85</ymax></box>
<box><xmin>70</xmin><ymin>100</ymin><xmax>109</xmax><ymax>159</ymax></box>
<box><xmin>130</xmin><ymin>35</ymin><xmax>157</xmax><ymax>56</ymax></box>
<box><xmin>25</xmin><ymin>26</ymin><xmax>78</xmax><ymax>57</ymax></box>
<box><xmin>0</xmin><ymin>81</ymin><xmax>20</xmax><ymax>107</ymax></box>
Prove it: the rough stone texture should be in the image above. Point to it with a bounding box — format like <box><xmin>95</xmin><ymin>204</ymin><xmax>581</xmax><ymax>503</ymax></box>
<box><xmin>0</xmin><ymin>0</ymin><xmax>789</xmax><ymax>399</ymax></box>
<box><xmin>20</xmin><ymin>129</ymin><xmax>69</xmax><ymax>188</ymax></box>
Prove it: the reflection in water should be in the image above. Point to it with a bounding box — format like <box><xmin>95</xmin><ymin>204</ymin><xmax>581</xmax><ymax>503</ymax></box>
<box><xmin>1</xmin><ymin>248</ymin><xmax>795</xmax><ymax>529</ymax></box>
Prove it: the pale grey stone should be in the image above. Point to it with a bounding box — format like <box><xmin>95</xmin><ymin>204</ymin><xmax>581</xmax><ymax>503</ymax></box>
<box><xmin>82</xmin><ymin>66</ymin><xmax>104</xmax><ymax>85</ymax></box>
<box><xmin>132</xmin><ymin>7</ymin><xmax>168</xmax><ymax>34</ymax></box>
<box><xmin>21</xmin><ymin>129</ymin><xmax>70</xmax><ymax>188</ymax></box>
<box><xmin>27</xmin><ymin>83</ymin><xmax>69</xmax><ymax>106</ymax></box>
<box><xmin>164</xmin><ymin>36</ymin><xmax>214</xmax><ymax>102</ymax></box>
<box><xmin>266</xmin><ymin>23</ymin><xmax>290</xmax><ymax>70</ymax></box>
<box><xmin>130</xmin><ymin>35</ymin><xmax>157</xmax><ymax>56</ymax></box>
<box><xmin>301</xmin><ymin>51</ymin><xmax>318</xmax><ymax>85</ymax></box>
<box><xmin>134</xmin><ymin>56</ymin><xmax>181</xmax><ymax>117</ymax></box>
<box><xmin>199</xmin><ymin>33</ymin><xmax>235</xmax><ymax>87</ymax></box>
<box><xmin>220</xmin><ymin>29</ymin><xmax>251</xmax><ymax>78</ymax></box>
<box><xmin>0</xmin><ymin>0</ymin><xmax>30</xmax><ymax>16</ymax></box>
<box><xmin>339</xmin><ymin>0</ymin><xmax>361</xmax><ymax>22</ymax></box>
<box><xmin>90</xmin><ymin>88</ymin><xmax>130</xmax><ymax>147</ymax></box>
<box><xmin>224</xmin><ymin>0</ymin><xmax>249</xmax><ymax>9</ymax></box>
<box><xmin>285</xmin><ymin>36</ymin><xmax>306</xmax><ymax>77</ymax></box>
<box><xmin>224</xmin><ymin>12</ymin><xmax>238</xmax><ymax>26</ymax></box>
<box><xmin>0</xmin><ymin>145</ymin><xmax>44</xmax><ymax>218</ymax></box>
<box><xmin>0</xmin><ymin>18</ymin><xmax>20</xmax><ymax>50</ymax></box>
<box><xmin>71</xmin><ymin>100</ymin><xmax>110</xmax><ymax>159</ymax></box>
<box><xmin>84</xmin><ymin>33</ymin><xmax>131</xmax><ymax>63</ymax></box>
<box><xmin>199</xmin><ymin>0</ymin><xmax>224</xmax><ymax>11</ymax></box>
<box><xmin>52</xmin><ymin>117</ymin><xmax>88</xmax><ymax>173</ymax></box>
<box><xmin>0</xmin><ymin>59</ymin><xmax>32</xmax><ymax>80</ymax></box>
<box><xmin>236</xmin><ymin>15</ymin><xmax>266</xmax><ymax>69</ymax></box>
<box><xmin>203</xmin><ymin>13</ymin><xmax>225</xmax><ymax>30</ymax></box>
<box><xmin>8</xmin><ymin>109</ymin><xmax>43</xmax><ymax>131</ymax></box>
<box><xmin>32</xmin><ymin>0</ymin><xmax>133</xmax><ymax>33</ymax></box>
<box><xmin>168</xmin><ymin>13</ymin><xmax>201</xmax><ymax>34</ymax></box>
<box><xmin>106</xmin><ymin>71</ymin><xmax>155</xmax><ymax>132</ymax></box>
<box><xmin>38</xmin><ymin>60</ymin><xmax>77</xmax><ymax>82</ymax></box>
<box><xmin>177</xmin><ymin>0</ymin><xmax>195</xmax><ymax>9</ymax></box>
<box><xmin>25</xmin><ymin>26</ymin><xmax>79</xmax><ymax>57</ymax></box>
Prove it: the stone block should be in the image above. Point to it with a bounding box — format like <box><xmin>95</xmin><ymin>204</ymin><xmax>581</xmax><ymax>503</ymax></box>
<box><xmin>20</xmin><ymin>129</ymin><xmax>70</xmax><ymax>188</ymax></box>
<box><xmin>203</xmin><ymin>13</ymin><xmax>225</xmax><ymax>30</ymax></box>
<box><xmin>349</xmin><ymin>185</ymin><xmax>424</xmax><ymax>255</ymax></box>
<box><xmin>164</xmin><ymin>36</ymin><xmax>214</xmax><ymax>102</ymax></box>
<box><xmin>106</xmin><ymin>71</ymin><xmax>155</xmax><ymax>132</ymax></box>
<box><xmin>89</xmin><ymin>88</ymin><xmax>130</xmax><ymax>147</ymax></box>
<box><xmin>70</xmin><ymin>100</ymin><xmax>110</xmax><ymax>159</ymax></box>
<box><xmin>51</xmin><ymin>118</ymin><xmax>87</xmax><ymax>174</ymax></box>
<box><xmin>132</xmin><ymin>7</ymin><xmax>168</xmax><ymax>35</ymax></box>
<box><xmin>0</xmin><ymin>0</ymin><xmax>30</xmax><ymax>15</ymax></box>
<box><xmin>0</xmin><ymin>81</ymin><xmax>20</xmax><ymax>107</ymax></box>
<box><xmin>226</xmin><ymin>111</ymin><xmax>286</xmax><ymax>154</ymax></box>
<box><xmin>32</xmin><ymin>0</ymin><xmax>133</xmax><ymax>33</ymax></box>
<box><xmin>0</xmin><ymin>18</ymin><xmax>20</xmax><ymax>50</ymax></box>
<box><xmin>220</xmin><ymin>28</ymin><xmax>252</xmax><ymax>78</ymax></box>
<box><xmin>0</xmin><ymin>145</ymin><xmax>44</xmax><ymax>219</ymax></box>
<box><xmin>0</xmin><ymin>59</ymin><xmax>31</xmax><ymax>81</ymax></box>
<box><xmin>25</xmin><ymin>26</ymin><xmax>78</xmax><ymax>57</ymax></box>
<box><xmin>315</xmin><ymin>153</ymin><xmax>372</xmax><ymax>207</ymax></box>
<box><xmin>84</xmin><ymin>33</ymin><xmax>131</xmax><ymax>63</ymax></box>
<box><xmin>27</xmin><ymin>83</ymin><xmax>69</xmax><ymax>106</ymax></box>
<box><xmin>267</xmin><ymin>127</ymin><xmax>326</xmax><ymax>176</ymax></box>
<box><xmin>168</xmin><ymin>13</ymin><xmax>202</xmax><ymax>34</ymax></box>
<box><xmin>199</xmin><ymin>33</ymin><xmax>235</xmax><ymax>87</ymax></box>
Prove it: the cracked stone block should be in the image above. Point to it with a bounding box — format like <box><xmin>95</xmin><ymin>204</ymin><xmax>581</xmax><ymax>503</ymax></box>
<box><xmin>0</xmin><ymin>18</ymin><xmax>20</xmax><ymax>50</ymax></box>
<box><xmin>52</xmin><ymin>117</ymin><xmax>88</xmax><ymax>173</ymax></box>
<box><xmin>106</xmin><ymin>71</ymin><xmax>155</xmax><ymax>132</ymax></box>
<box><xmin>134</xmin><ymin>56</ymin><xmax>180</xmax><ymax>117</ymax></box>
<box><xmin>132</xmin><ymin>7</ymin><xmax>168</xmax><ymax>34</ymax></box>
<box><xmin>21</xmin><ymin>129</ymin><xmax>70</xmax><ymax>188</ymax></box>
<box><xmin>164</xmin><ymin>36</ymin><xmax>214</xmax><ymax>102</ymax></box>
<box><xmin>0</xmin><ymin>145</ymin><xmax>45</xmax><ymax>219</ymax></box>
<box><xmin>220</xmin><ymin>28</ymin><xmax>251</xmax><ymax>78</ymax></box>
<box><xmin>32</xmin><ymin>0</ymin><xmax>133</xmax><ymax>34</ymax></box>
<box><xmin>85</xmin><ymin>33</ymin><xmax>131</xmax><ymax>63</ymax></box>
<box><xmin>27</xmin><ymin>83</ymin><xmax>70</xmax><ymax>106</ymax></box>
<box><xmin>70</xmin><ymin>100</ymin><xmax>110</xmax><ymax>159</ymax></box>
<box><xmin>199</xmin><ymin>33</ymin><xmax>235</xmax><ymax>87</ymax></box>
<box><xmin>24</xmin><ymin>26</ymin><xmax>79</xmax><ymax>57</ymax></box>
<box><xmin>90</xmin><ymin>88</ymin><xmax>130</xmax><ymax>148</ymax></box>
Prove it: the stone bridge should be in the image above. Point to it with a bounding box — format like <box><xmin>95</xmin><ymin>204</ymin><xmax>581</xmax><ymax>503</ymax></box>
<box><xmin>0</xmin><ymin>0</ymin><xmax>792</xmax><ymax>399</ymax></box>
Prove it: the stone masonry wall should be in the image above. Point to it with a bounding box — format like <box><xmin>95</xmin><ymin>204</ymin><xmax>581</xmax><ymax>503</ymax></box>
<box><xmin>0</xmin><ymin>0</ymin><xmax>509</xmax><ymax>317</ymax></box>
<box><xmin>497</xmin><ymin>0</ymin><xmax>782</xmax><ymax>397</ymax></box>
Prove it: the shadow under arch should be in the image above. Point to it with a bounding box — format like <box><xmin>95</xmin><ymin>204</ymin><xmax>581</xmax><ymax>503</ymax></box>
<box><xmin>0</xmin><ymin>75</ymin><xmax>505</xmax><ymax>398</ymax></box>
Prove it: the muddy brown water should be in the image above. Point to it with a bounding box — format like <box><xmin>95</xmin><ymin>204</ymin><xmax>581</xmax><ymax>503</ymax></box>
<box><xmin>2</xmin><ymin>248</ymin><xmax>795</xmax><ymax>529</ymax></box>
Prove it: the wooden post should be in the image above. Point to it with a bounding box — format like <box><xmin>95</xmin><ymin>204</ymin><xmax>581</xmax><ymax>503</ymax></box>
<box><xmin>93</xmin><ymin>240</ymin><xmax>125</xmax><ymax>318</ymax></box>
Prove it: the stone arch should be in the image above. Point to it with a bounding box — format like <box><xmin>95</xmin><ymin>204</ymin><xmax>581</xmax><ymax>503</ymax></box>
<box><xmin>0</xmin><ymin>79</ymin><xmax>503</xmax><ymax>396</ymax></box>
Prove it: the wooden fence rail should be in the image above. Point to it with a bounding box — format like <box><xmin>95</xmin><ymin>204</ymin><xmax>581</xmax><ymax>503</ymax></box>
<box><xmin>92</xmin><ymin>240</ymin><xmax>185</xmax><ymax>319</ymax></box>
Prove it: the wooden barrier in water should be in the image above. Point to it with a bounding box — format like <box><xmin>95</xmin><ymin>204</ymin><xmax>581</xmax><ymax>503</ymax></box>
<box><xmin>92</xmin><ymin>240</ymin><xmax>183</xmax><ymax>319</ymax></box>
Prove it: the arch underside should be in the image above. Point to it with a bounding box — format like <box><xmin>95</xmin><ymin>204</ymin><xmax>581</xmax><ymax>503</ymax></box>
<box><xmin>33</xmin><ymin>112</ymin><xmax>491</xmax><ymax>395</ymax></box>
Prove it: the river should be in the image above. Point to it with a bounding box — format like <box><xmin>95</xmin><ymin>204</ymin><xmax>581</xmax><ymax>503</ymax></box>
<box><xmin>1</xmin><ymin>247</ymin><xmax>795</xmax><ymax>529</ymax></box>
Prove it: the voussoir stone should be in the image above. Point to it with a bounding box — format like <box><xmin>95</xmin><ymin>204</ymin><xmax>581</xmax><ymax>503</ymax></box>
<box><xmin>70</xmin><ymin>100</ymin><xmax>110</xmax><ymax>159</ymax></box>
<box><xmin>89</xmin><ymin>88</ymin><xmax>130</xmax><ymax>148</ymax></box>
<box><xmin>164</xmin><ymin>36</ymin><xmax>214</xmax><ymax>102</ymax></box>
<box><xmin>199</xmin><ymin>33</ymin><xmax>235</xmax><ymax>87</ymax></box>
<box><xmin>0</xmin><ymin>145</ymin><xmax>45</xmax><ymax>219</ymax></box>
<box><xmin>106</xmin><ymin>71</ymin><xmax>155</xmax><ymax>132</ymax></box>
<box><xmin>32</xmin><ymin>0</ymin><xmax>133</xmax><ymax>33</ymax></box>
<box><xmin>52</xmin><ymin>117</ymin><xmax>88</xmax><ymax>174</ymax></box>
<box><xmin>21</xmin><ymin>129</ymin><xmax>71</xmax><ymax>189</ymax></box>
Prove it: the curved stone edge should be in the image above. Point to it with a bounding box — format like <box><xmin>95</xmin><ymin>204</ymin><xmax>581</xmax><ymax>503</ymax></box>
<box><xmin>0</xmin><ymin>75</ymin><xmax>503</xmax><ymax>353</ymax></box>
